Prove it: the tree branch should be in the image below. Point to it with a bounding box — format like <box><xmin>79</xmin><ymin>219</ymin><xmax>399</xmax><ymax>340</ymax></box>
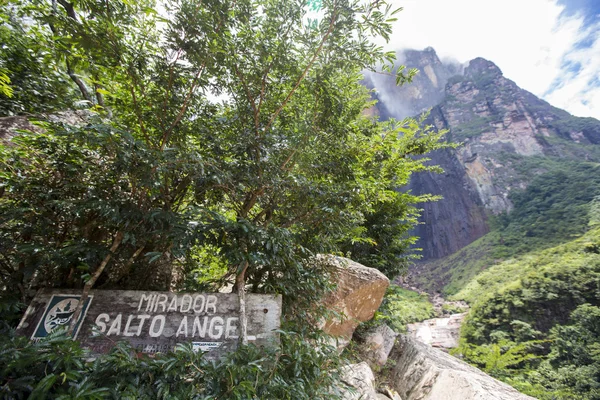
<box><xmin>68</xmin><ymin>231</ymin><xmax>124</xmax><ymax>335</ymax></box>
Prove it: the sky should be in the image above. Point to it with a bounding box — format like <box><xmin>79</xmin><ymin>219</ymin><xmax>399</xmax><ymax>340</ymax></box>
<box><xmin>385</xmin><ymin>0</ymin><xmax>600</xmax><ymax>119</ymax></box>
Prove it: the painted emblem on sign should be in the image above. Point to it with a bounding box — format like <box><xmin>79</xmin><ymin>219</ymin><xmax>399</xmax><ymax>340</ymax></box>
<box><xmin>32</xmin><ymin>295</ymin><xmax>93</xmax><ymax>339</ymax></box>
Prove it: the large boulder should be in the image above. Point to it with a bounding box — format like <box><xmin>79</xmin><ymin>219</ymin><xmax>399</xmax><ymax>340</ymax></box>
<box><xmin>320</xmin><ymin>256</ymin><xmax>389</xmax><ymax>346</ymax></box>
<box><xmin>388</xmin><ymin>335</ymin><xmax>536</xmax><ymax>400</ymax></box>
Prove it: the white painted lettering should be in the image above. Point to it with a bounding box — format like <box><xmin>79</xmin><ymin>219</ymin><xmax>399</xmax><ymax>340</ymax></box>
<box><xmin>107</xmin><ymin>313</ymin><xmax>123</xmax><ymax>336</ymax></box>
<box><xmin>208</xmin><ymin>316</ymin><xmax>224</xmax><ymax>339</ymax></box>
<box><xmin>148</xmin><ymin>294</ymin><xmax>157</xmax><ymax>311</ymax></box>
<box><xmin>123</xmin><ymin>315</ymin><xmax>137</xmax><ymax>337</ymax></box>
<box><xmin>192</xmin><ymin>316</ymin><xmax>209</xmax><ymax>337</ymax></box>
<box><xmin>149</xmin><ymin>315</ymin><xmax>166</xmax><ymax>337</ymax></box>
<box><xmin>225</xmin><ymin>317</ymin><xmax>239</xmax><ymax>339</ymax></box>
<box><xmin>206</xmin><ymin>295</ymin><xmax>217</xmax><ymax>314</ymax></box>
<box><xmin>181</xmin><ymin>294</ymin><xmax>192</xmax><ymax>312</ymax></box>
<box><xmin>167</xmin><ymin>295</ymin><xmax>178</xmax><ymax>312</ymax></box>
<box><xmin>154</xmin><ymin>294</ymin><xmax>168</xmax><ymax>312</ymax></box>
<box><xmin>138</xmin><ymin>294</ymin><xmax>153</xmax><ymax>312</ymax></box>
<box><xmin>136</xmin><ymin>315</ymin><xmax>151</xmax><ymax>336</ymax></box>
<box><xmin>94</xmin><ymin>313</ymin><xmax>110</xmax><ymax>333</ymax></box>
<box><xmin>176</xmin><ymin>316</ymin><xmax>188</xmax><ymax>337</ymax></box>
<box><xmin>193</xmin><ymin>295</ymin><xmax>205</xmax><ymax>313</ymax></box>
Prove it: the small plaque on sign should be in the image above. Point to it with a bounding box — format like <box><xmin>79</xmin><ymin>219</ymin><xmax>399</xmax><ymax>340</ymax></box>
<box><xmin>193</xmin><ymin>342</ymin><xmax>223</xmax><ymax>352</ymax></box>
<box><xmin>17</xmin><ymin>289</ymin><xmax>282</xmax><ymax>359</ymax></box>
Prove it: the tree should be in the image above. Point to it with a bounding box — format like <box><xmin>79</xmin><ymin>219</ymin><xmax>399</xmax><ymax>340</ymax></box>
<box><xmin>0</xmin><ymin>4</ymin><xmax>76</xmax><ymax>114</ymax></box>
<box><xmin>0</xmin><ymin>0</ymin><xmax>447</xmax><ymax>330</ymax></box>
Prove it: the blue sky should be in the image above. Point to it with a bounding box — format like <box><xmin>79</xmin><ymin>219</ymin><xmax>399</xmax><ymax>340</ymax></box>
<box><xmin>386</xmin><ymin>0</ymin><xmax>600</xmax><ymax>119</ymax></box>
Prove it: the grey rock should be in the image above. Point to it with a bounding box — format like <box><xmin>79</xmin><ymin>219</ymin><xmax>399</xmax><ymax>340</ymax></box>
<box><xmin>361</xmin><ymin>323</ymin><xmax>398</xmax><ymax>366</ymax></box>
<box><xmin>407</xmin><ymin>313</ymin><xmax>465</xmax><ymax>350</ymax></box>
<box><xmin>388</xmin><ymin>335</ymin><xmax>535</xmax><ymax>400</ymax></box>
<box><xmin>0</xmin><ymin>111</ymin><xmax>92</xmax><ymax>141</ymax></box>
<box><xmin>366</xmin><ymin>49</ymin><xmax>600</xmax><ymax>267</ymax></box>
<box><xmin>339</xmin><ymin>362</ymin><xmax>379</xmax><ymax>400</ymax></box>
<box><xmin>0</xmin><ymin>116</ymin><xmax>38</xmax><ymax>141</ymax></box>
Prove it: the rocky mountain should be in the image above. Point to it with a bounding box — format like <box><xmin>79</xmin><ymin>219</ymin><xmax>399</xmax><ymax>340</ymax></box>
<box><xmin>368</xmin><ymin>48</ymin><xmax>600</xmax><ymax>263</ymax></box>
<box><xmin>364</xmin><ymin>48</ymin><xmax>600</xmax><ymax>400</ymax></box>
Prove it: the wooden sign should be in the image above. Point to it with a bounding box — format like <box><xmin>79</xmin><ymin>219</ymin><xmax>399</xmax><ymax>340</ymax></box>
<box><xmin>16</xmin><ymin>289</ymin><xmax>282</xmax><ymax>358</ymax></box>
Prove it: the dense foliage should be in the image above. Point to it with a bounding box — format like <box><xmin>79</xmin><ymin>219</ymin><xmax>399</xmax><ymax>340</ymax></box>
<box><xmin>0</xmin><ymin>327</ymin><xmax>346</xmax><ymax>399</ymax></box>
<box><xmin>0</xmin><ymin>8</ymin><xmax>76</xmax><ymax>115</ymax></box>
<box><xmin>452</xmin><ymin>226</ymin><xmax>600</xmax><ymax>398</ymax></box>
<box><xmin>491</xmin><ymin>161</ymin><xmax>600</xmax><ymax>255</ymax></box>
<box><xmin>0</xmin><ymin>0</ymin><xmax>447</xmax><ymax>308</ymax></box>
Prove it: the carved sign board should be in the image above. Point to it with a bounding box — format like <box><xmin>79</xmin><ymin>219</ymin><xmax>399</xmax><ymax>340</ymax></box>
<box><xmin>16</xmin><ymin>289</ymin><xmax>282</xmax><ymax>358</ymax></box>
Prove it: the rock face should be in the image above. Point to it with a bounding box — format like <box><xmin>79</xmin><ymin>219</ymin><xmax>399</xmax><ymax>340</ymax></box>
<box><xmin>388</xmin><ymin>335</ymin><xmax>535</xmax><ymax>400</ymax></box>
<box><xmin>409</xmin><ymin>148</ymin><xmax>489</xmax><ymax>260</ymax></box>
<box><xmin>0</xmin><ymin>116</ymin><xmax>36</xmax><ymax>141</ymax></box>
<box><xmin>321</xmin><ymin>256</ymin><xmax>390</xmax><ymax>346</ymax></box>
<box><xmin>407</xmin><ymin>313</ymin><xmax>465</xmax><ymax>349</ymax></box>
<box><xmin>369</xmin><ymin>48</ymin><xmax>600</xmax><ymax>262</ymax></box>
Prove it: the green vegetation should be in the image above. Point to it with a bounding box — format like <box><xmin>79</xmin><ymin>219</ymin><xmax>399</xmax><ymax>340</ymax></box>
<box><xmin>411</xmin><ymin>131</ymin><xmax>600</xmax><ymax>397</ymax></box>
<box><xmin>0</xmin><ymin>327</ymin><xmax>345</xmax><ymax>399</ymax></box>
<box><xmin>458</xmin><ymin>227</ymin><xmax>600</xmax><ymax>338</ymax></box>
<box><xmin>551</xmin><ymin>115</ymin><xmax>600</xmax><ymax>144</ymax></box>
<box><xmin>491</xmin><ymin>161</ymin><xmax>600</xmax><ymax>255</ymax></box>
<box><xmin>414</xmin><ymin>160</ymin><xmax>600</xmax><ymax>296</ymax></box>
<box><xmin>372</xmin><ymin>285</ymin><xmax>435</xmax><ymax>332</ymax></box>
<box><xmin>451</xmin><ymin>214</ymin><xmax>600</xmax><ymax>399</ymax></box>
<box><xmin>451</xmin><ymin>115</ymin><xmax>495</xmax><ymax>139</ymax></box>
<box><xmin>0</xmin><ymin>9</ymin><xmax>76</xmax><ymax>115</ymax></box>
<box><xmin>450</xmin><ymin>228</ymin><xmax>600</xmax><ymax>399</ymax></box>
<box><xmin>470</xmin><ymin>69</ymin><xmax>498</xmax><ymax>89</ymax></box>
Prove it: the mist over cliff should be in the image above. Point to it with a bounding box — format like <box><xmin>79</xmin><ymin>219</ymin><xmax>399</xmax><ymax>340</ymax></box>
<box><xmin>367</xmin><ymin>47</ymin><xmax>600</xmax><ymax>261</ymax></box>
<box><xmin>363</xmin><ymin>47</ymin><xmax>463</xmax><ymax>121</ymax></box>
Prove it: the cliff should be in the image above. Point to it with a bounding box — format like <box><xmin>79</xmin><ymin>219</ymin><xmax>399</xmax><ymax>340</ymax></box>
<box><xmin>370</xmin><ymin>48</ymin><xmax>600</xmax><ymax>262</ymax></box>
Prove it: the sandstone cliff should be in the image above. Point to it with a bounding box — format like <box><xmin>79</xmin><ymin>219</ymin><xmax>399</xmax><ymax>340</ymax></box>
<box><xmin>370</xmin><ymin>48</ymin><xmax>600</xmax><ymax>261</ymax></box>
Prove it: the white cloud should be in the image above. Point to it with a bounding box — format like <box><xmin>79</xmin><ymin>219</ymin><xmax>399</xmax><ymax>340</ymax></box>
<box><xmin>384</xmin><ymin>0</ymin><xmax>599</xmax><ymax>119</ymax></box>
